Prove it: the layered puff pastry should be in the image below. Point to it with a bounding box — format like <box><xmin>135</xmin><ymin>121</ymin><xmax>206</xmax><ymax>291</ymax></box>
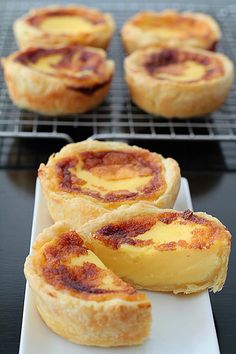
<box><xmin>14</xmin><ymin>5</ymin><xmax>115</xmax><ymax>50</ymax></box>
<box><xmin>121</xmin><ymin>10</ymin><xmax>221</xmax><ymax>54</ymax></box>
<box><xmin>125</xmin><ymin>45</ymin><xmax>234</xmax><ymax>118</ymax></box>
<box><xmin>24</xmin><ymin>222</ymin><xmax>151</xmax><ymax>346</ymax></box>
<box><xmin>78</xmin><ymin>202</ymin><xmax>231</xmax><ymax>294</ymax></box>
<box><xmin>38</xmin><ymin>140</ymin><xmax>180</xmax><ymax>227</ymax></box>
<box><xmin>1</xmin><ymin>45</ymin><xmax>114</xmax><ymax>115</ymax></box>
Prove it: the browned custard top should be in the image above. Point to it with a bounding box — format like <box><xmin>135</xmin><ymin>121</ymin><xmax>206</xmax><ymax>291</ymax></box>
<box><xmin>40</xmin><ymin>231</ymin><xmax>145</xmax><ymax>301</ymax></box>
<box><xmin>143</xmin><ymin>48</ymin><xmax>224</xmax><ymax>82</ymax></box>
<box><xmin>131</xmin><ymin>12</ymin><xmax>215</xmax><ymax>44</ymax></box>
<box><xmin>95</xmin><ymin>215</ymin><xmax>157</xmax><ymax>249</ymax></box>
<box><xmin>55</xmin><ymin>150</ymin><xmax>166</xmax><ymax>203</ymax></box>
<box><xmin>94</xmin><ymin>210</ymin><xmax>230</xmax><ymax>250</ymax></box>
<box><xmin>14</xmin><ymin>46</ymin><xmax>111</xmax><ymax>94</ymax></box>
<box><xmin>26</xmin><ymin>7</ymin><xmax>106</xmax><ymax>27</ymax></box>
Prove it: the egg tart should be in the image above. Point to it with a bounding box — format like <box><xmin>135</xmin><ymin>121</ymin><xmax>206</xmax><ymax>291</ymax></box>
<box><xmin>78</xmin><ymin>202</ymin><xmax>231</xmax><ymax>294</ymax></box>
<box><xmin>14</xmin><ymin>5</ymin><xmax>115</xmax><ymax>50</ymax></box>
<box><xmin>38</xmin><ymin>140</ymin><xmax>180</xmax><ymax>226</ymax></box>
<box><xmin>1</xmin><ymin>45</ymin><xmax>114</xmax><ymax>115</ymax></box>
<box><xmin>121</xmin><ymin>10</ymin><xmax>221</xmax><ymax>54</ymax></box>
<box><xmin>125</xmin><ymin>45</ymin><xmax>234</xmax><ymax>118</ymax></box>
<box><xmin>24</xmin><ymin>222</ymin><xmax>151</xmax><ymax>346</ymax></box>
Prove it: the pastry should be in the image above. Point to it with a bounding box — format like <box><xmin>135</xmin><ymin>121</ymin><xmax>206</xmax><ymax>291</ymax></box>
<box><xmin>24</xmin><ymin>222</ymin><xmax>151</xmax><ymax>346</ymax></box>
<box><xmin>121</xmin><ymin>10</ymin><xmax>221</xmax><ymax>54</ymax></box>
<box><xmin>125</xmin><ymin>45</ymin><xmax>234</xmax><ymax>118</ymax></box>
<box><xmin>38</xmin><ymin>140</ymin><xmax>180</xmax><ymax>226</ymax></box>
<box><xmin>78</xmin><ymin>202</ymin><xmax>231</xmax><ymax>294</ymax></box>
<box><xmin>1</xmin><ymin>45</ymin><xmax>114</xmax><ymax>115</ymax></box>
<box><xmin>14</xmin><ymin>5</ymin><xmax>115</xmax><ymax>50</ymax></box>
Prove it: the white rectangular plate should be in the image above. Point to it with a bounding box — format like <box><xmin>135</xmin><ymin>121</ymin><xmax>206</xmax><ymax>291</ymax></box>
<box><xmin>19</xmin><ymin>178</ymin><xmax>220</xmax><ymax>354</ymax></box>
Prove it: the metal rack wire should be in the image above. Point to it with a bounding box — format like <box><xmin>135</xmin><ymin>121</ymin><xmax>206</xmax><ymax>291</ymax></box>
<box><xmin>0</xmin><ymin>1</ymin><xmax>236</xmax><ymax>143</ymax></box>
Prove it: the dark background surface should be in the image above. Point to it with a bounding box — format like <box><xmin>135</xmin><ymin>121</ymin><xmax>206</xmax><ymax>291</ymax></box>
<box><xmin>0</xmin><ymin>0</ymin><xmax>236</xmax><ymax>353</ymax></box>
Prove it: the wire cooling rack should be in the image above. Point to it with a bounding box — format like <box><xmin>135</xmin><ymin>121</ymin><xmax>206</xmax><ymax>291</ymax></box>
<box><xmin>0</xmin><ymin>1</ymin><xmax>236</xmax><ymax>143</ymax></box>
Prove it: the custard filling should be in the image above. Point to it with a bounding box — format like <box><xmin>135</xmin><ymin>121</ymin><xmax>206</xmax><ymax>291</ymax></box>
<box><xmin>55</xmin><ymin>150</ymin><xmax>166</xmax><ymax>203</ymax></box>
<box><xmin>26</xmin><ymin>7</ymin><xmax>106</xmax><ymax>31</ymax></box>
<box><xmin>77</xmin><ymin>169</ymin><xmax>152</xmax><ymax>193</ymax></box>
<box><xmin>40</xmin><ymin>16</ymin><xmax>95</xmax><ymax>34</ymax></box>
<box><xmin>29</xmin><ymin>53</ymin><xmax>63</xmax><ymax>74</ymax></box>
<box><xmin>156</xmin><ymin>60</ymin><xmax>206</xmax><ymax>82</ymax></box>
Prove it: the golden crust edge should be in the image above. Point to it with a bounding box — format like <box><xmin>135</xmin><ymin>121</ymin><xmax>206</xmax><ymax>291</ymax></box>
<box><xmin>155</xmin><ymin>157</ymin><xmax>180</xmax><ymax>208</ymax></box>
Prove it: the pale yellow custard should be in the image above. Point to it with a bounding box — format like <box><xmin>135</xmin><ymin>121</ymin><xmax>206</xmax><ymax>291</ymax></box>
<box><xmin>30</xmin><ymin>54</ymin><xmax>62</xmax><ymax>74</ymax></box>
<box><xmin>156</xmin><ymin>61</ymin><xmax>206</xmax><ymax>82</ymax></box>
<box><xmin>40</xmin><ymin>16</ymin><xmax>95</xmax><ymax>34</ymax></box>
<box><xmin>74</xmin><ymin>166</ymin><xmax>153</xmax><ymax>195</ymax></box>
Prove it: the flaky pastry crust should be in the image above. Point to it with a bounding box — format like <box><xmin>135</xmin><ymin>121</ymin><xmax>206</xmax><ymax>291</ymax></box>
<box><xmin>125</xmin><ymin>45</ymin><xmax>234</xmax><ymax>118</ymax></box>
<box><xmin>1</xmin><ymin>45</ymin><xmax>114</xmax><ymax>115</ymax></box>
<box><xmin>14</xmin><ymin>5</ymin><xmax>115</xmax><ymax>50</ymax></box>
<box><xmin>121</xmin><ymin>10</ymin><xmax>221</xmax><ymax>54</ymax></box>
<box><xmin>38</xmin><ymin>140</ymin><xmax>180</xmax><ymax>226</ymax></box>
<box><xmin>24</xmin><ymin>222</ymin><xmax>151</xmax><ymax>347</ymax></box>
<box><xmin>78</xmin><ymin>202</ymin><xmax>231</xmax><ymax>294</ymax></box>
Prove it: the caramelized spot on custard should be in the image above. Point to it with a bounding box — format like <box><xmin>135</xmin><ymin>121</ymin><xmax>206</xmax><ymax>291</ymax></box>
<box><xmin>156</xmin><ymin>210</ymin><xmax>230</xmax><ymax>250</ymax></box>
<box><xmin>27</xmin><ymin>8</ymin><xmax>105</xmax><ymax>27</ymax></box>
<box><xmin>157</xmin><ymin>209</ymin><xmax>209</xmax><ymax>225</ymax></box>
<box><xmin>55</xmin><ymin>157</ymin><xmax>86</xmax><ymax>190</ymax></box>
<box><xmin>208</xmin><ymin>40</ymin><xmax>218</xmax><ymax>51</ymax></box>
<box><xmin>43</xmin><ymin>230</ymin><xmax>88</xmax><ymax>260</ymax></box>
<box><xmin>14</xmin><ymin>46</ymin><xmax>111</xmax><ymax>95</ymax></box>
<box><xmin>41</xmin><ymin>231</ymin><xmax>138</xmax><ymax>299</ymax></box>
<box><xmin>145</xmin><ymin>49</ymin><xmax>179</xmax><ymax>74</ymax></box>
<box><xmin>81</xmin><ymin>150</ymin><xmax>155</xmax><ymax>179</ymax></box>
<box><xmin>15</xmin><ymin>46</ymin><xmax>102</xmax><ymax>72</ymax></box>
<box><xmin>157</xmin><ymin>241</ymin><xmax>177</xmax><ymax>251</ymax></box>
<box><xmin>157</xmin><ymin>209</ymin><xmax>210</xmax><ymax>226</ymax></box>
<box><xmin>95</xmin><ymin>215</ymin><xmax>156</xmax><ymax>249</ymax></box>
<box><xmin>94</xmin><ymin>210</ymin><xmax>230</xmax><ymax>250</ymax></box>
<box><xmin>55</xmin><ymin>150</ymin><xmax>166</xmax><ymax>202</ymax></box>
<box><xmin>144</xmin><ymin>48</ymin><xmax>223</xmax><ymax>81</ymax></box>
